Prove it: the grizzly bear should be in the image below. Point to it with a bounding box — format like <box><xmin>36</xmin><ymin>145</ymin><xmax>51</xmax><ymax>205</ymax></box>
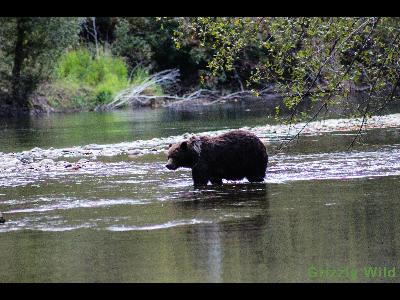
<box><xmin>165</xmin><ymin>130</ymin><xmax>268</xmax><ymax>185</ymax></box>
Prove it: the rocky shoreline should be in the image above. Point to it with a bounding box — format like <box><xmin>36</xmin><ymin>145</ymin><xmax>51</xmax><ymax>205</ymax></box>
<box><xmin>1</xmin><ymin>113</ymin><xmax>400</xmax><ymax>176</ymax></box>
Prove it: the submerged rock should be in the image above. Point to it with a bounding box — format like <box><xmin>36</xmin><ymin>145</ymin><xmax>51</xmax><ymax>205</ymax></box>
<box><xmin>78</xmin><ymin>159</ymin><xmax>90</xmax><ymax>164</ymax></box>
<box><xmin>0</xmin><ymin>212</ymin><xmax>5</xmax><ymax>224</ymax></box>
<box><xmin>72</xmin><ymin>164</ymin><xmax>82</xmax><ymax>170</ymax></box>
<box><xmin>17</xmin><ymin>154</ymin><xmax>34</xmax><ymax>164</ymax></box>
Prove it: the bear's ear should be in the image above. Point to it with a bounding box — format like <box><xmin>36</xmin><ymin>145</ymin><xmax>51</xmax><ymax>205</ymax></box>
<box><xmin>180</xmin><ymin>141</ymin><xmax>188</xmax><ymax>150</ymax></box>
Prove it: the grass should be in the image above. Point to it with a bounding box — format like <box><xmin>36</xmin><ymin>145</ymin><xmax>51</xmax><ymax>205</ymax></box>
<box><xmin>43</xmin><ymin>48</ymin><xmax>164</xmax><ymax>110</ymax></box>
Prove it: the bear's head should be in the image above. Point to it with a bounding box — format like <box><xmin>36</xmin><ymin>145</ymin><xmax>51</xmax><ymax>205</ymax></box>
<box><xmin>165</xmin><ymin>137</ymin><xmax>201</xmax><ymax>170</ymax></box>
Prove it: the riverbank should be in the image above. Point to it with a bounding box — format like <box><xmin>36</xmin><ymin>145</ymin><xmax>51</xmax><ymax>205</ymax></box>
<box><xmin>0</xmin><ymin>89</ymin><xmax>281</xmax><ymax>117</ymax></box>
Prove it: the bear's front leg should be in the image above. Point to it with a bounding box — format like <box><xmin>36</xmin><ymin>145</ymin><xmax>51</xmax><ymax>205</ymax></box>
<box><xmin>192</xmin><ymin>164</ymin><xmax>209</xmax><ymax>186</ymax></box>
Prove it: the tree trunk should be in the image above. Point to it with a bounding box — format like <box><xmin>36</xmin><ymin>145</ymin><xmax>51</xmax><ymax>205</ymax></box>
<box><xmin>11</xmin><ymin>18</ymin><xmax>28</xmax><ymax>109</ymax></box>
<box><xmin>92</xmin><ymin>17</ymin><xmax>99</xmax><ymax>59</ymax></box>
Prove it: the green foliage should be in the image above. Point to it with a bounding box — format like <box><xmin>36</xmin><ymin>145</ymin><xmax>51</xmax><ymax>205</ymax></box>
<box><xmin>55</xmin><ymin>48</ymin><xmax>129</xmax><ymax>106</ymax></box>
<box><xmin>174</xmin><ymin>17</ymin><xmax>400</xmax><ymax>118</ymax></box>
<box><xmin>0</xmin><ymin>17</ymin><xmax>84</xmax><ymax>106</ymax></box>
<box><xmin>56</xmin><ymin>49</ymin><xmax>128</xmax><ymax>87</ymax></box>
<box><xmin>110</xmin><ymin>17</ymin><xmax>216</xmax><ymax>89</ymax></box>
<box><xmin>112</xmin><ymin>18</ymin><xmax>154</xmax><ymax>69</ymax></box>
<box><xmin>48</xmin><ymin>48</ymin><xmax>164</xmax><ymax>110</ymax></box>
<box><xmin>39</xmin><ymin>80</ymin><xmax>94</xmax><ymax>110</ymax></box>
<box><xmin>2</xmin><ymin>16</ymin><xmax>399</xmax><ymax>117</ymax></box>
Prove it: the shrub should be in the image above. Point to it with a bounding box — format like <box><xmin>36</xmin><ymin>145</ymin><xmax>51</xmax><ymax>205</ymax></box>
<box><xmin>50</xmin><ymin>48</ymin><xmax>164</xmax><ymax>110</ymax></box>
<box><xmin>55</xmin><ymin>48</ymin><xmax>129</xmax><ymax>105</ymax></box>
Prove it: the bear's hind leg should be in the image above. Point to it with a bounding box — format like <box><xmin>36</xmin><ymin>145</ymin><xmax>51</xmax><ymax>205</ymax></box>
<box><xmin>193</xmin><ymin>178</ymin><xmax>209</xmax><ymax>186</ymax></box>
<box><xmin>246</xmin><ymin>163</ymin><xmax>267</xmax><ymax>183</ymax></box>
<box><xmin>193</xmin><ymin>177</ymin><xmax>209</xmax><ymax>186</ymax></box>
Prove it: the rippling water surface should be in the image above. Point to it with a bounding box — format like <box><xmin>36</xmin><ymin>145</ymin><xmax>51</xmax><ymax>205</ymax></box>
<box><xmin>0</xmin><ymin>104</ymin><xmax>400</xmax><ymax>282</ymax></box>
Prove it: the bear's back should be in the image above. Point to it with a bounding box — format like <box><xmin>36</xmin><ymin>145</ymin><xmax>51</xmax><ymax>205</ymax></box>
<box><xmin>197</xmin><ymin>130</ymin><xmax>268</xmax><ymax>180</ymax></box>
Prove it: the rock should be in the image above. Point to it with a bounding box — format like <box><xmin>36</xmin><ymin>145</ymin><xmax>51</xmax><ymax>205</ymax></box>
<box><xmin>78</xmin><ymin>159</ymin><xmax>90</xmax><ymax>164</ymax></box>
<box><xmin>1</xmin><ymin>158</ymin><xmax>21</xmax><ymax>169</ymax></box>
<box><xmin>39</xmin><ymin>159</ymin><xmax>55</xmax><ymax>166</ymax></box>
<box><xmin>83</xmin><ymin>144</ymin><xmax>104</xmax><ymax>150</ymax></box>
<box><xmin>17</xmin><ymin>154</ymin><xmax>33</xmax><ymax>164</ymax></box>
<box><xmin>0</xmin><ymin>212</ymin><xmax>5</xmax><ymax>224</ymax></box>
<box><xmin>99</xmin><ymin>150</ymin><xmax>115</xmax><ymax>156</ymax></box>
<box><xmin>126</xmin><ymin>149</ymin><xmax>141</xmax><ymax>155</ymax></box>
<box><xmin>61</xmin><ymin>148</ymin><xmax>76</xmax><ymax>153</ymax></box>
<box><xmin>29</xmin><ymin>162</ymin><xmax>40</xmax><ymax>169</ymax></box>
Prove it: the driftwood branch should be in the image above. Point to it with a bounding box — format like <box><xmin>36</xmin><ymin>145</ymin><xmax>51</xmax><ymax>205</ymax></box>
<box><xmin>97</xmin><ymin>69</ymin><xmax>181</xmax><ymax>110</ymax></box>
<box><xmin>97</xmin><ymin>68</ymin><xmax>280</xmax><ymax>111</ymax></box>
<box><xmin>98</xmin><ymin>66</ymin><xmax>365</xmax><ymax>112</ymax></box>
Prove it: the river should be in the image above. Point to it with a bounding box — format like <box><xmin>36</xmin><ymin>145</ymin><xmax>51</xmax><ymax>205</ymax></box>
<box><xmin>0</xmin><ymin>103</ymin><xmax>400</xmax><ymax>282</ymax></box>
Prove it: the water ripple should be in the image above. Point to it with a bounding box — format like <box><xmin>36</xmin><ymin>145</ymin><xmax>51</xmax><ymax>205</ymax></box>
<box><xmin>266</xmin><ymin>146</ymin><xmax>400</xmax><ymax>183</ymax></box>
<box><xmin>106</xmin><ymin>219</ymin><xmax>212</xmax><ymax>231</ymax></box>
<box><xmin>6</xmin><ymin>198</ymin><xmax>148</xmax><ymax>214</ymax></box>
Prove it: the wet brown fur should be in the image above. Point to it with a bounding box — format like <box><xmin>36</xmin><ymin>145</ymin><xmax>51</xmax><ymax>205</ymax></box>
<box><xmin>166</xmin><ymin>130</ymin><xmax>268</xmax><ymax>185</ymax></box>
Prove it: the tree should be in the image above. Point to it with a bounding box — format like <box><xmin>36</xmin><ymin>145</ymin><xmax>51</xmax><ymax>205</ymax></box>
<box><xmin>0</xmin><ymin>17</ymin><xmax>84</xmax><ymax>110</ymax></box>
<box><xmin>173</xmin><ymin>17</ymin><xmax>400</xmax><ymax>124</ymax></box>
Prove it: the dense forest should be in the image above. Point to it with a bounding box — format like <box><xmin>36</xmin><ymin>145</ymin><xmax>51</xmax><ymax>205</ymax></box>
<box><xmin>0</xmin><ymin>17</ymin><xmax>399</xmax><ymax>121</ymax></box>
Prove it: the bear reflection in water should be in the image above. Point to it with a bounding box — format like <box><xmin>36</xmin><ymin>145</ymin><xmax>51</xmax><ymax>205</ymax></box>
<box><xmin>174</xmin><ymin>183</ymin><xmax>270</xmax><ymax>282</ymax></box>
<box><xmin>175</xmin><ymin>183</ymin><xmax>270</xmax><ymax>231</ymax></box>
<box><xmin>177</xmin><ymin>183</ymin><xmax>270</xmax><ymax>219</ymax></box>
<box><xmin>166</xmin><ymin>130</ymin><xmax>268</xmax><ymax>186</ymax></box>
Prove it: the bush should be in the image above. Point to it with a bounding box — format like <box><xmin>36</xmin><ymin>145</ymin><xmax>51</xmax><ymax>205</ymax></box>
<box><xmin>47</xmin><ymin>48</ymin><xmax>164</xmax><ymax>110</ymax></box>
<box><xmin>55</xmin><ymin>48</ymin><xmax>129</xmax><ymax>106</ymax></box>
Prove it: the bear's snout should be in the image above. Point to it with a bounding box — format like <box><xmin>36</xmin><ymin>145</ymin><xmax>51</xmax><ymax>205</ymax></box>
<box><xmin>165</xmin><ymin>164</ymin><xmax>175</xmax><ymax>170</ymax></box>
<box><xmin>165</xmin><ymin>158</ymin><xmax>177</xmax><ymax>170</ymax></box>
